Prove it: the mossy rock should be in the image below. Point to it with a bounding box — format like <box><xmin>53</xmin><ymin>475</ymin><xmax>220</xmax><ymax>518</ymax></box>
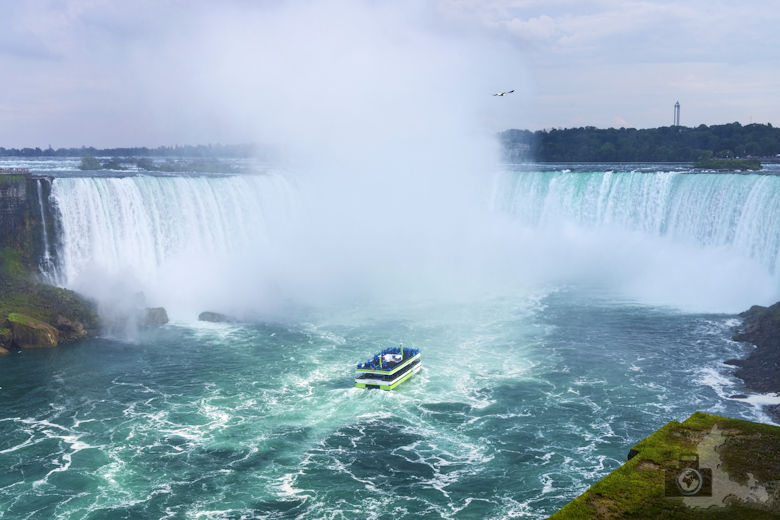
<box><xmin>0</xmin><ymin>327</ymin><xmax>11</xmax><ymax>354</ymax></box>
<box><xmin>7</xmin><ymin>312</ymin><xmax>59</xmax><ymax>348</ymax></box>
<box><xmin>551</xmin><ymin>412</ymin><xmax>780</xmax><ymax>519</ymax></box>
<box><xmin>0</xmin><ymin>271</ymin><xmax>99</xmax><ymax>338</ymax></box>
<box><xmin>54</xmin><ymin>315</ymin><xmax>87</xmax><ymax>341</ymax></box>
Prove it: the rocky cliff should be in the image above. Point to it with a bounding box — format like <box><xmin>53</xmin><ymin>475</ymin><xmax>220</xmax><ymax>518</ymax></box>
<box><xmin>0</xmin><ymin>174</ymin><xmax>58</xmax><ymax>273</ymax></box>
<box><xmin>726</xmin><ymin>302</ymin><xmax>780</xmax><ymax>422</ymax></box>
<box><xmin>728</xmin><ymin>302</ymin><xmax>780</xmax><ymax>393</ymax></box>
<box><xmin>0</xmin><ymin>248</ymin><xmax>99</xmax><ymax>351</ymax></box>
<box><xmin>0</xmin><ymin>173</ymin><xmax>97</xmax><ymax>351</ymax></box>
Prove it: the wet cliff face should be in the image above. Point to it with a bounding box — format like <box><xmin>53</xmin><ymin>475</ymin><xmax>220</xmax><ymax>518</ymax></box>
<box><xmin>0</xmin><ymin>176</ymin><xmax>31</xmax><ymax>256</ymax></box>
<box><xmin>1</xmin><ymin>175</ymin><xmax>97</xmax><ymax>350</ymax></box>
<box><xmin>0</xmin><ymin>175</ymin><xmax>55</xmax><ymax>274</ymax></box>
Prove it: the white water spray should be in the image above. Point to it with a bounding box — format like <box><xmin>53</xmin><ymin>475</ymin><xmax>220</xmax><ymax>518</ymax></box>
<box><xmin>49</xmin><ymin>166</ymin><xmax>780</xmax><ymax>317</ymax></box>
<box><xmin>40</xmin><ymin>1</ymin><xmax>780</xmax><ymax>316</ymax></box>
<box><xmin>50</xmin><ymin>173</ymin><xmax>300</xmax><ymax>319</ymax></box>
<box><xmin>494</xmin><ymin>168</ymin><xmax>780</xmax><ymax>311</ymax></box>
<box><xmin>496</xmin><ymin>170</ymin><xmax>780</xmax><ymax>273</ymax></box>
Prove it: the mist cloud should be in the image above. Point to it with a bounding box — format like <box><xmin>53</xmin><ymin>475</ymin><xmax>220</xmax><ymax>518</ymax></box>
<box><xmin>7</xmin><ymin>1</ymin><xmax>777</xmax><ymax>316</ymax></box>
<box><xmin>0</xmin><ymin>1</ymin><xmax>528</xmax><ymax>147</ymax></box>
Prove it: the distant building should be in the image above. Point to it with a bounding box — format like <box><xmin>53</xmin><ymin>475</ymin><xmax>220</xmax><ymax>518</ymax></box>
<box><xmin>674</xmin><ymin>101</ymin><xmax>680</xmax><ymax>126</ymax></box>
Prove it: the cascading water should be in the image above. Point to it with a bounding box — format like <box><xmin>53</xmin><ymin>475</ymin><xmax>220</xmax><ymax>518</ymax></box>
<box><xmin>495</xmin><ymin>168</ymin><xmax>780</xmax><ymax>278</ymax></box>
<box><xmin>49</xmin><ymin>172</ymin><xmax>299</xmax><ymax>318</ymax></box>
<box><xmin>36</xmin><ymin>179</ymin><xmax>55</xmax><ymax>277</ymax></box>
<box><xmin>47</xmin><ymin>167</ymin><xmax>780</xmax><ymax>316</ymax></box>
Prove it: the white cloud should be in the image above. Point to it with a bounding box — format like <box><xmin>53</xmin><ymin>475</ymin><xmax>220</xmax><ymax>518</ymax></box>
<box><xmin>436</xmin><ymin>0</ymin><xmax>780</xmax><ymax>128</ymax></box>
<box><xmin>0</xmin><ymin>0</ymin><xmax>778</xmax><ymax>146</ymax></box>
<box><xmin>438</xmin><ymin>0</ymin><xmax>780</xmax><ymax>62</ymax></box>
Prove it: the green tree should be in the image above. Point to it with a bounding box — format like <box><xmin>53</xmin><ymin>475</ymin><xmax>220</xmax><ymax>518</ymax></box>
<box><xmin>79</xmin><ymin>155</ymin><xmax>101</xmax><ymax>170</ymax></box>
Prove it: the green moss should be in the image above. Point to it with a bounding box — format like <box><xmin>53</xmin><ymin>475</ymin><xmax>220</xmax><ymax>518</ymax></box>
<box><xmin>551</xmin><ymin>412</ymin><xmax>780</xmax><ymax>519</ymax></box>
<box><xmin>0</xmin><ymin>247</ymin><xmax>26</xmax><ymax>278</ymax></box>
<box><xmin>0</xmin><ymin>270</ymin><xmax>98</xmax><ymax>334</ymax></box>
<box><xmin>7</xmin><ymin>312</ymin><xmax>46</xmax><ymax>328</ymax></box>
<box><xmin>0</xmin><ymin>174</ymin><xmax>25</xmax><ymax>184</ymax></box>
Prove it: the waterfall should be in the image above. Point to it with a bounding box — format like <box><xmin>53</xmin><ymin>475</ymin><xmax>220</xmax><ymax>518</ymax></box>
<box><xmin>46</xmin><ymin>167</ymin><xmax>779</xmax><ymax>315</ymax></box>
<box><xmin>49</xmin><ymin>172</ymin><xmax>299</xmax><ymax>316</ymax></box>
<box><xmin>36</xmin><ymin>179</ymin><xmax>55</xmax><ymax>278</ymax></box>
<box><xmin>495</xmin><ymin>169</ymin><xmax>780</xmax><ymax>275</ymax></box>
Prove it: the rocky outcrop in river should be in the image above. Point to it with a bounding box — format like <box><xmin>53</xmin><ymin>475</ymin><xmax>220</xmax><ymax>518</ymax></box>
<box><xmin>0</xmin><ymin>267</ymin><xmax>99</xmax><ymax>352</ymax></box>
<box><xmin>198</xmin><ymin>311</ymin><xmax>237</xmax><ymax>323</ymax></box>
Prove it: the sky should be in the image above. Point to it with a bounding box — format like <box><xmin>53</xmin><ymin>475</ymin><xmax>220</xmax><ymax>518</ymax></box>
<box><xmin>1</xmin><ymin>0</ymin><xmax>779</xmax><ymax>148</ymax></box>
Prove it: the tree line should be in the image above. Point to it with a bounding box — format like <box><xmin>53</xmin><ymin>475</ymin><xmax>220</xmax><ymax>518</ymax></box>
<box><xmin>5</xmin><ymin>122</ymin><xmax>779</xmax><ymax>163</ymax></box>
<box><xmin>500</xmin><ymin>122</ymin><xmax>780</xmax><ymax>162</ymax></box>
<box><xmin>0</xmin><ymin>143</ymin><xmax>264</xmax><ymax>158</ymax></box>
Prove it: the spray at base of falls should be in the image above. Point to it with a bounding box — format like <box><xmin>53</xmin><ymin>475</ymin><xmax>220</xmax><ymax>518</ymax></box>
<box><xmin>48</xmin><ymin>167</ymin><xmax>780</xmax><ymax>319</ymax></box>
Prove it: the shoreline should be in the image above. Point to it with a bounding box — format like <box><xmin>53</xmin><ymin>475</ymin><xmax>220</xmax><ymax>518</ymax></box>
<box><xmin>726</xmin><ymin>302</ymin><xmax>780</xmax><ymax>423</ymax></box>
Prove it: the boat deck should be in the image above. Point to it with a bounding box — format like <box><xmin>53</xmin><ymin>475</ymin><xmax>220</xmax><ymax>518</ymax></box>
<box><xmin>355</xmin><ymin>347</ymin><xmax>421</xmax><ymax>390</ymax></box>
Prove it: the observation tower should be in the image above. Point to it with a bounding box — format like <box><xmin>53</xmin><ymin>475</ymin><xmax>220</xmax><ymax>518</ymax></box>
<box><xmin>674</xmin><ymin>101</ymin><xmax>680</xmax><ymax>126</ymax></box>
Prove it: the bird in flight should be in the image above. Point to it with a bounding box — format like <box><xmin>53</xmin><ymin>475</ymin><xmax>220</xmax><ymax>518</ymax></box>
<box><xmin>493</xmin><ymin>90</ymin><xmax>514</xmax><ymax>96</ymax></box>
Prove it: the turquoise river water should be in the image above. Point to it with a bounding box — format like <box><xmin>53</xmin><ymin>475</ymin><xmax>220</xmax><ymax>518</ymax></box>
<box><xmin>1</xmin><ymin>160</ymin><xmax>778</xmax><ymax>519</ymax></box>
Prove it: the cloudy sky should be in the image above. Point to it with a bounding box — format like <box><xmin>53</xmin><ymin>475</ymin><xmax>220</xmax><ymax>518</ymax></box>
<box><xmin>1</xmin><ymin>0</ymin><xmax>778</xmax><ymax>148</ymax></box>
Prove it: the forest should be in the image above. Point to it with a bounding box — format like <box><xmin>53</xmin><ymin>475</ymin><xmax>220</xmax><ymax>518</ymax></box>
<box><xmin>0</xmin><ymin>143</ymin><xmax>262</xmax><ymax>158</ymax></box>
<box><xmin>500</xmin><ymin>122</ymin><xmax>780</xmax><ymax>162</ymax></box>
<box><xmin>3</xmin><ymin>123</ymin><xmax>779</xmax><ymax>164</ymax></box>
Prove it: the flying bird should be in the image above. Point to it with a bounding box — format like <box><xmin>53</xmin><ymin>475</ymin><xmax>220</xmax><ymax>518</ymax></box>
<box><xmin>493</xmin><ymin>90</ymin><xmax>514</xmax><ymax>96</ymax></box>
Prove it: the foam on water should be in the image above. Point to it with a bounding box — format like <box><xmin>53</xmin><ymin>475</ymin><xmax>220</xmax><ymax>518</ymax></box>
<box><xmin>729</xmin><ymin>393</ymin><xmax>780</xmax><ymax>426</ymax></box>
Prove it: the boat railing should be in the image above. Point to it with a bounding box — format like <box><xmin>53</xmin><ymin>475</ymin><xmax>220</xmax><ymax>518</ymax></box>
<box><xmin>356</xmin><ymin>347</ymin><xmax>420</xmax><ymax>370</ymax></box>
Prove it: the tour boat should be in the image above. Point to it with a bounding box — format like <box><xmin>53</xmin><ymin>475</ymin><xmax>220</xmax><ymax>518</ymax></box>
<box><xmin>355</xmin><ymin>346</ymin><xmax>421</xmax><ymax>390</ymax></box>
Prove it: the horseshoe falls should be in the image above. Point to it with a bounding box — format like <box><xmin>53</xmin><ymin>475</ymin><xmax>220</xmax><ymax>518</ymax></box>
<box><xmin>495</xmin><ymin>168</ymin><xmax>779</xmax><ymax>274</ymax></box>
<box><xmin>1</xmin><ymin>162</ymin><xmax>779</xmax><ymax>519</ymax></box>
<box><xmin>493</xmin><ymin>167</ymin><xmax>779</xmax><ymax>312</ymax></box>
